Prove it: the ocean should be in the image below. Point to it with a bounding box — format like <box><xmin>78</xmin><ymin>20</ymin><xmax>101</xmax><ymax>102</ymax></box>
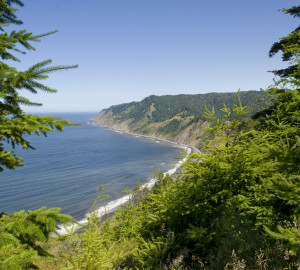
<box><xmin>0</xmin><ymin>112</ymin><xmax>187</xmax><ymax>226</ymax></box>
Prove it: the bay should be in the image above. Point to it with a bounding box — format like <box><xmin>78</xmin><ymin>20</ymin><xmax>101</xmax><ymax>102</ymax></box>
<box><xmin>0</xmin><ymin>112</ymin><xmax>185</xmax><ymax>221</ymax></box>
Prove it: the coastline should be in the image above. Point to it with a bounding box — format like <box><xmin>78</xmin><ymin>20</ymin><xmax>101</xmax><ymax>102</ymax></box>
<box><xmin>93</xmin><ymin>124</ymin><xmax>193</xmax><ymax>185</ymax></box>
<box><xmin>57</xmin><ymin>123</ymin><xmax>193</xmax><ymax>235</ymax></box>
<box><xmin>91</xmin><ymin>121</ymin><xmax>199</xmax><ymax>154</ymax></box>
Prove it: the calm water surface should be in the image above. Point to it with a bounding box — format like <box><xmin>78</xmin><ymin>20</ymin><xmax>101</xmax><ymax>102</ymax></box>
<box><xmin>0</xmin><ymin>113</ymin><xmax>185</xmax><ymax>220</ymax></box>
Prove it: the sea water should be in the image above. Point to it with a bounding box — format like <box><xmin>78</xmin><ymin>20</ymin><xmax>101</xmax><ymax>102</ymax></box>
<box><xmin>0</xmin><ymin>113</ymin><xmax>187</xmax><ymax>226</ymax></box>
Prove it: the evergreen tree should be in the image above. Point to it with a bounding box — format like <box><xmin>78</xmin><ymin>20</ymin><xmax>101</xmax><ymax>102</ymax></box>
<box><xmin>0</xmin><ymin>1</ymin><xmax>76</xmax><ymax>268</ymax></box>
<box><xmin>0</xmin><ymin>0</ymin><xmax>78</xmax><ymax>172</ymax></box>
<box><xmin>269</xmin><ymin>6</ymin><xmax>300</xmax><ymax>78</ymax></box>
<box><xmin>0</xmin><ymin>207</ymin><xmax>74</xmax><ymax>269</ymax></box>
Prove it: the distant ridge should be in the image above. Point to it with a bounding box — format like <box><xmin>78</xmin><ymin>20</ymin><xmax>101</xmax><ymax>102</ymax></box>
<box><xmin>93</xmin><ymin>91</ymin><xmax>269</xmax><ymax>149</ymax></box>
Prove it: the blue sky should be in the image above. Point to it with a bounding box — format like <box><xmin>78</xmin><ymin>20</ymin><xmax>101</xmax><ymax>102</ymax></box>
<box><xmin>10</xmin><ymin>0</ymin><xmax>300</xmax><ymax>112</ymax></box>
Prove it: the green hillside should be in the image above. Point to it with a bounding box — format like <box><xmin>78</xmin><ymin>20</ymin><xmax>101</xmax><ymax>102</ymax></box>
<box><xmin>2</xmin><ymin>1</ymin><xmax>300</xmax><ymax>269</ymax></box>
<box><xmin>93</xmin><ymin>91</ymin><xmax>269</xmax><ymax>149</ymax></box>
<box><xmin>107</xmin><ymin>91</ymin><xmax>267</xmax><ymax>122</ymax></box>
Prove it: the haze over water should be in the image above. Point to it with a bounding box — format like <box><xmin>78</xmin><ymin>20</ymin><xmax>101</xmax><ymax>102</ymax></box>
<box><xmin>0</xmin><ymin>113</ymin><xmax>185</xmax><ymax>220</ymax></box>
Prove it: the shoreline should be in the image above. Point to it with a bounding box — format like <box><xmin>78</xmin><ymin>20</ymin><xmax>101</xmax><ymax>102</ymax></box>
<box><xmin>57</xmin><ymin>123</ymin><xmax>193</xmax><ymax>235</ymax></box>
<box><xmin>94</xmin><ymin>124</ymin><xmax>193</xmax><ymax>184</ymax></box>
<box><xmin>91</xmin><ymin>122</ymin><xmax>199</xmax><ymax>154</ymax></box>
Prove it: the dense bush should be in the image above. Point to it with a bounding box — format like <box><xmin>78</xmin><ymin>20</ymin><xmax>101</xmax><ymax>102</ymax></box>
<box><xmin>61</xmin><ymin>83</ymin><xmax>299</xmax><ymax>269</ymax></box>
<box><xmin>2</xmin><ymin>2</ymin><xmax>300</xmax><ymax>269</ymax></box>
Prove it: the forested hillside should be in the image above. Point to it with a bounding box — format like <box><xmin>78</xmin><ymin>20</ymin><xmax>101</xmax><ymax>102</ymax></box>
<box><xmin>1</xmin><ymin>2</ymin><xmax>299</xmax><ymax>269</ymax></box>
<box><xmin>93</xmin><ymin>91</ymin><xmax>269</xmax><ymax>149</ymax></box>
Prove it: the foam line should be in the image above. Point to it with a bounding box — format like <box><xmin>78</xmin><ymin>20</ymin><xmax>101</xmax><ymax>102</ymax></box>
<box><xmin>57</xmin><ymin>146</ymin><xmax>191</xmax><ymax>235</ymax></box>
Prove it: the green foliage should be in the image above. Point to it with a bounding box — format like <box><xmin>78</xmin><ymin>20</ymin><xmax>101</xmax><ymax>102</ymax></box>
<box><xmin>264</xmin><ymin>218</ymin><xmax>300</xmax><ymax>257</ymax></box>
<box><xmin>52</xmin><ymin>4</ymin><xmax>300</xmax><ymax>269</ymax></box>
<box><xmin>269</xmin><ymin>6</ymin><xmax>300</xmax><ymax>78</ymax></box>
<box><xmin>66</xmin><ymin>46</ymin><xmax>299</xmax><ymax>268</ymax></box>
<box><xmin>0</xmin><ymin>1</ymin><xmax>77</xmax><ymax>269</ymax></box>
<box><xmin>1</xmin><ymin>2</ymin><xmax>299</xmax><ymax>269</ymax></box>
<box><xmin>0</xmin><ymin>0</ymin><xmax>78</xmax><ymax>171</ymax></box>
<box><xmin>63</xmin><ymin>186</ymin><xmax>141</xmax><ymax>270</ymax></box>
<box><xmin>95</xmin><ymin>91</ymin><xmax>270</xmax><ymax>149</ymax></box>
<box><xmin>55</xmin><ymin>87</ymin><xmax>300</xmax><ymax>268</ymax></box>
<box><xmin>103</xmin><ymin>86</ymin><xmax>298</xmax><ymax>268</ymax></box>
<box><xmin>203</xmin><ymin>91</ymin><xmax>251</xmax><ymax>145</ymax></box>
<box><xmin>0</xmin><ymin>244</ymin><xmax>37</xmax><ymax>270</ymax></box>
<box><xmin>158</xmin><ymin>118</ymin><xmax>181</xmax><ymax>134</ymax></box>
<box><xmin>133</xmin><ymin>232</ymin><xmax>175</xmax><ymax>269</ymax></box>
<box><xmin>100</xmin><ymin>90</ymin><xmax>269</xmax><ymax>126</ymax></box>
<box><xmin>64</xmin><ymin>217</ymin><xmax>116</xmax><ymax>269</ymax></box>
<box><xmin>0</xmin><ymin>207</ymin><xmax>74</xmax><ymax>269</ymax></box>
